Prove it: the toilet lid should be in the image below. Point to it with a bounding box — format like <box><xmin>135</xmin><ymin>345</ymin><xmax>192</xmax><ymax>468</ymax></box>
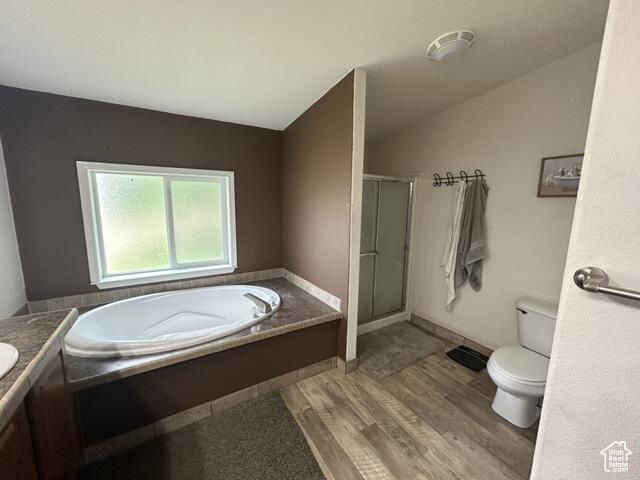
<box><xmin>491</xmin><ymin>346</ymin><xmax>549</xmax><ymax>383</ymax></box>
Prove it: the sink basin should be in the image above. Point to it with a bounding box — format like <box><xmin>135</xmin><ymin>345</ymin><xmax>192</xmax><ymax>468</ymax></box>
<box><xmin>0</xmin><ymin>343</ymin><xmax>19</xmax><ymax>379</ymax></box>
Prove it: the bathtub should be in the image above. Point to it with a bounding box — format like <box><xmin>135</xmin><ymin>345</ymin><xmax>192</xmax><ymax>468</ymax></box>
<box><xmin>64</xmin><ymin>285</ymin><xmax>281</xmax><ymax>358</ymax></box>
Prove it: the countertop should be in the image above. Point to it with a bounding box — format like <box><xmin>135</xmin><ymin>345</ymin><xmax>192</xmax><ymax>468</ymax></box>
<box><xmin>0</xmin><ymin>308</ymin><xmax>77</xmax><ymax>429</ymax></box>
<box><xmin>66</xmin><ymin>278</ymin><xmax>342</xmax><ymax>390</ymax></box>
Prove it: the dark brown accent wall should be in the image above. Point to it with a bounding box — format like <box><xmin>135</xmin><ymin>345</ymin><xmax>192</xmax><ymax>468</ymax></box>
<box><xmin>281</xmin><ymin>72</ymin><xmax>354</xmax><ymax>320</ymax></box>
<box><xmin>76</xmin><ymin>320</ymin><xmax>339</xmax><ymax>445</ymax></box>
<box><xmin>0</xmin><ymin>86</ymin><xmax>283</xmax><ymax>300</ymax></box>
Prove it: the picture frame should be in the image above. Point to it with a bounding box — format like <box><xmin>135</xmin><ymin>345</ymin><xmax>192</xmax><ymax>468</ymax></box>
<box><xmin>537</xmin><ymin>153</ymin><xmax>584</xmax><ymax>197</ymax></box>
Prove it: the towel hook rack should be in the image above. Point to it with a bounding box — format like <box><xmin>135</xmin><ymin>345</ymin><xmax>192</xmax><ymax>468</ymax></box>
<box><xmin>574</xmin><ymin>266</ymin><xmax>640</xmax><ymax>302</ymax></box>
<box><xmin>432</xmin><ymin>168</ymin><xmax>486</xmax><ymax>187</ymax></box>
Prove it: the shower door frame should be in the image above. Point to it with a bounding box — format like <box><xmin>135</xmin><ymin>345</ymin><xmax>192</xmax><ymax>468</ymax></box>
<box><xmin>358</xmin><ymin>174</ymin><xmax>416</xmax><ymax>334</ymax></box>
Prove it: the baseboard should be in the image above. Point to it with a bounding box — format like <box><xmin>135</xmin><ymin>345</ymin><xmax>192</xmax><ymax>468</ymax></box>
<box><xmin>410</xmin><ymin>313</ymin><xmax>494</xmax><ymax>357</ymax></box>
<box><xmin>357</xmin><ymin>310</ymin><xmax>409</xmax><ymax>335</ymax></box>
<box><xmin>336</xmin><ymin>357</ymin><xmax>358</xmax><ymax>374</ymax></box>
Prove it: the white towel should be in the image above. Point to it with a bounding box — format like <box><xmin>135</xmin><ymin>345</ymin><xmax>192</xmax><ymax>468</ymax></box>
<box><xmin>441</xmin><ymin>181</ymin><xmax>467</xmax><ymax>310</ymax></box>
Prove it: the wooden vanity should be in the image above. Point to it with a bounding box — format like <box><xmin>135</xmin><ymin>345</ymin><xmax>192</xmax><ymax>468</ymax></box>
<box><xmin>0</xmin><ymin>309</ymin><xmax>80</xmax><ymax>480</ymax></box>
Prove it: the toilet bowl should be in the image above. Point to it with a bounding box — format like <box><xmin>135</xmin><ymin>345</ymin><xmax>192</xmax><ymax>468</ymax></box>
<box><xmin>487</xmin><ymin>345</ymin><xmax>548</xmax><ymax>428</ymax></box>
<box><xmin>487</xmin><ymin>298</ymin><xmax>557</xmax><ymax>428</ymax></box>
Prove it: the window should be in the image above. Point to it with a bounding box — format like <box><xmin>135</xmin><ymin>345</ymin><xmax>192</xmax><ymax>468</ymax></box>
<box><xmin>77</xmin><ymin>162</ymin><xmax>237</xmax><ymax>288</ymax></box>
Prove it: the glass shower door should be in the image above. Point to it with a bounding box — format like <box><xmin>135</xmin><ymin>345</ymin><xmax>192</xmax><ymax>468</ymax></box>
<box><xmin>358</xmin><ymin>180</ymin><xmax>378</xmax><ymax>323</ymax></box>
<box><xmin>373</xmin><ymin>181</ymin><xmax>410</xmax><ymax>317</ymax></box>
<box><xmin>358</xmin><ymin>178</ymin><xmax>411</xmax><ymax>325</ymax></box>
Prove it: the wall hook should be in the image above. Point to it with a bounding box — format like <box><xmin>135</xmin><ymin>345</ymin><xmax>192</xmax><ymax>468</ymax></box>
<box><xmin>445</xmin><ymin>172</ymin><xmax>454</xmax><ymax>186</ymax></box>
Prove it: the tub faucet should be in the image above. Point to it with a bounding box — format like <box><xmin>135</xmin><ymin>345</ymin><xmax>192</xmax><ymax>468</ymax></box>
<box><xmin>243</xmin><ymin>293</ymin><xmax>272</xmax><ymax>315</ymax></box>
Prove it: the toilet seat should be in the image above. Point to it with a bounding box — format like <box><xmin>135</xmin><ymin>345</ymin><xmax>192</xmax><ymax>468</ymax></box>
<box><xmin>490</xmin><ymin>345</ymin><xmax>549</xmax><ymax>383</ymax></box>
<box><xmin>487</xmin><ymin>346</ymin><xmax>548</xmax><ymax>397</ymax></box>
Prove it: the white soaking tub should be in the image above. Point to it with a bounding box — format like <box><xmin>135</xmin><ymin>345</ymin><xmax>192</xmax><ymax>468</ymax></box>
<box><xmin>65</xmin><ymin>285</ymin><xmax>280</xmax><ymax>358</ymax></box>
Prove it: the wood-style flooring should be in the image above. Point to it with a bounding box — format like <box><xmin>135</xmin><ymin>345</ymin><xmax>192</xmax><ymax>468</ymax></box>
<box><xmin>281</xmin><ymin>330</ymin><xmax>538</xmax><ymax>480</ymax></box>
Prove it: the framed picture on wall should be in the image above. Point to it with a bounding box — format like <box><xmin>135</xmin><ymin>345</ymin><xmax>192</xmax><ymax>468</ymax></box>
<box><xmin>537</xmin><ymin>153</ymin><xmax>584</xmax><ymax>197</ymax></box>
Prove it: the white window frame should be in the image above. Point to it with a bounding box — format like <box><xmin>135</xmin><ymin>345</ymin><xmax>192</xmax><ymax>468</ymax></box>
<box><xmin>77</xmin><ymin>161</ymin><xmax>237</xmax><ymax>289</ymax></box>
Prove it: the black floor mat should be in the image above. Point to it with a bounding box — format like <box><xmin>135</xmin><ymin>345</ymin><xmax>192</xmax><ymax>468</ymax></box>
<box><xmin>446</xmin><ymin>345</ymin><xmax>489</xmax><ymax>372</ymax></box>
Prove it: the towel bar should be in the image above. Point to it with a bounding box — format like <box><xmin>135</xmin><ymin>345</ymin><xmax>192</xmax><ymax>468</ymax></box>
<box><xmin>573</xmin><ymin>266</ymin><xmax>640</xmax><ymax>302</ymax></box>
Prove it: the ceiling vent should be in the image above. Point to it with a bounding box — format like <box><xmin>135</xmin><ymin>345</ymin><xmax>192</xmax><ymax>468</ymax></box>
<box><xmin>427</xmin><ymin>30</ymin><xmax>476</xmax><ymax>62</ymax></box>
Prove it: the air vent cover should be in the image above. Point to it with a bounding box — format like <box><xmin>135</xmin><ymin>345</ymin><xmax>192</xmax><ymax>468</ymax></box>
<box><xmin>427</xmin><ymin>30</ymin><xmax>476</xmax><ymax>62</ymax></box>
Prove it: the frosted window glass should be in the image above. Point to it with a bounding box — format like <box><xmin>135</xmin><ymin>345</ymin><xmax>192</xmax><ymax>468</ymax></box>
<box><xmin>171</xmin><ymin>181</ymin><xmax>225</xmax><ymax>264</ymax></box>
<box><xmin>95</xmin><ymin>173</ymin><xmax>169</xmax><ymax>274</ymax></box>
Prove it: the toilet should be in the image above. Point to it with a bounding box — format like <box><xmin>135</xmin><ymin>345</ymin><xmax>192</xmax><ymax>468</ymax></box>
<box><xmin>487</xmin><ymin>297</ymin><xmax>558</xmax><ymax>428</ymax></box>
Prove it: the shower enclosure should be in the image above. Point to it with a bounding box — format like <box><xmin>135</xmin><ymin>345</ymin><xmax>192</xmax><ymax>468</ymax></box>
<box><xmin>358</xmin><ymin>175</ymin><xmax>413</xmax><ymax>326</ymax></box>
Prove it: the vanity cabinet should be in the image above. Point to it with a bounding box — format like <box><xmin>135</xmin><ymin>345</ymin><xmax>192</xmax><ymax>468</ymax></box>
<box><xmin>0</xmin><ymin>402</ymin><xmax>39</xmax><ymax>480</ymax></box>
<box><xmin>27</xmin><ymin>351</ymin><xmax>82</xmax><ymax>480</ymax></box>
<box><xmin>0</xmin><ymin>309</ymin><xmax>81</xmax><ymax>480</ymax></box>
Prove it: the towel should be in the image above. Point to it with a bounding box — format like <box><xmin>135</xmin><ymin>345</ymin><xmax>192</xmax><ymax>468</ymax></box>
<box><xmin>441</xmin><ymin>181</ymin><xmax>467</xmax><ymax>309</ymax></box>
<box><xmin>455</xmin><ymin>179</ymin><xmax>489</xmax><ymax>291</ymax></box>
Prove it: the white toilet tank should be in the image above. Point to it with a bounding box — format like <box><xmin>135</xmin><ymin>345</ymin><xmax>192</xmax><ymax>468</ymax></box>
<box><xmin>516</xmin><ymin>297</ymin><xmax>558</xmax><ymax>358</ymax></box>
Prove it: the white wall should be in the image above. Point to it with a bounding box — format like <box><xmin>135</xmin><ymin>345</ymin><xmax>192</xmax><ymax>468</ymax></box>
<box><xmin>0</xmin><ymin>141</ymin><xmax>26</xmax><ymax>316</ymax></box>
<box><xmin>532</xmin><ymin>0</ymin><xmax>640</xmax><ymax>477</ymax></box>
<box><xmin>366</xmin><ymin>43</ymin><xmax>600</xmax><ymax>349</ymax></box>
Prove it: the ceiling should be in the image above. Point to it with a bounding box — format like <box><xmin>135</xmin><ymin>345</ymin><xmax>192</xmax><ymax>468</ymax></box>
<box><xmin>0</xmin><ymin>1</ymin><xmax>608</xmax><ymax>140</ymax></box>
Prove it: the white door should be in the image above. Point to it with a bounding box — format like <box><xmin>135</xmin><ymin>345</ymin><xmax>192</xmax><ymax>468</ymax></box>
<box><xmin>531</xmin><ymin>0</ymin><xmax>640</xmax><ymax>478</ymax></box>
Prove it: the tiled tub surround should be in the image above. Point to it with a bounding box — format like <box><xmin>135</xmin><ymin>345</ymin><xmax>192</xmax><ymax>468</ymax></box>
<box><xmin>28</xmin><ymin>268</ymin><xmax>286</xmax><ymax>313</ymax></box>
<box><xmin>83</xmin><ymin>356</ymin><xmax>338</xmax><ymax>464</ymax></box>
<box><xmin>66</xmin><ymin>277</ymin><xmax>341</xmax><ymax>389</ymax></box>
<box><xmin>0</xmin><ymin>308</ymin><xmax>77</xmax><ymax>430</ymax></box>
<box><xmin>2</xmin><ymin>275</ymin><xmax>343</xmax><ymax>463</ymax></box>
<box><xmin>76</xmin><ymin>320</ymin><xmax>339</xmax><ymax>444</ymax></box>
<box><xmin>28</xmin><ymin>267</ymin><xmax>343</xmax><ymax>317</ymax></box>
<box><xmin>283</xmin><ymin>269</ymin><xmax>342</xmax><ymax>312</ymax></box>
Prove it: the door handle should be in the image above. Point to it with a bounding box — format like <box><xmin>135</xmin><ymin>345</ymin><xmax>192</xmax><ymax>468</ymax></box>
<box><xmin>360</xmin><ymin>251</ymin><xmax>378</xmax><ymax>257</ymax></box>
